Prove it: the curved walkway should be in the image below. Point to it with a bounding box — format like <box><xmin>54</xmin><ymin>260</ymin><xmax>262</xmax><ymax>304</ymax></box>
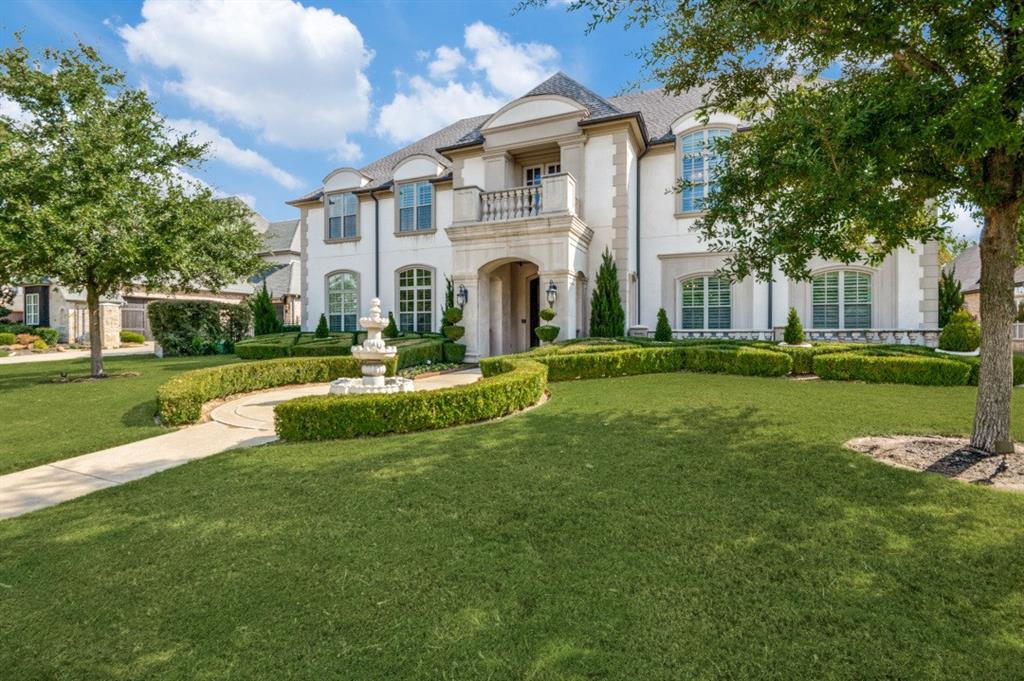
<box><xmin>0</xmin><ymin>368</ymin><xmax>481</xmax><ymax>519</ymax></box>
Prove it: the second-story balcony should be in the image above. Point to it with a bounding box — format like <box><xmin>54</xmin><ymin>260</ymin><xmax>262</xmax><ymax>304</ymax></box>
<box><xmin>452</xmin><ymin>172</ymin><xmax>579</xmax><ymax>226</ymax></box>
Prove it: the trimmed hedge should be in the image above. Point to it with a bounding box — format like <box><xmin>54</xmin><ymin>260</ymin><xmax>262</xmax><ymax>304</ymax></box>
<box><xmin>234</xmin><ymin>332</ymin><xmax>356</xmax><ymax>360</ymax></box>
<box><xmin>394</xmin><ymin>338</ymin><xmax>445</xmax><ymax>369</ymax></box>
<box><xmin>813</xmin><ymin>352</ymin><xmax>973</xmax><ymax>386</ymax></box>
<box><xmin>157</xmin><ymin>356</ymin><xmax>396</xmax><ymax>426</ymax></box>
<box><xmin>275</xmin><ymin>358</ymin><xmax>547</xmax><ymax>442</ymax></box>
<box><xmin>120</xmin><ymin>330</ymin><xmax>146</xmax><ymax>344</ymax></box>
<box><xmin>443</xmin><ymin>342</ymin><xmax>467</xmax><ymax>363</ymax></box>
<box><xmin>483</xmin><ymin>344</ymin><xmax>792</xmax><ymax>382</ymax></box>
<box><xmin>0</xmin><ymin>332</ymin><xmax>14</xmax><ymax>345</ymax></box>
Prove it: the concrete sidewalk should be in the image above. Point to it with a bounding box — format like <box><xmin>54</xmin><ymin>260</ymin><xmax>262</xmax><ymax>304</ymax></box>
<box><xmin>0</xmin><ymin>368</ymin><xmax>482</xmax><ymax>519</ymax></box>
<box><xmin>0</xmin><ymin>342</ymin><xmax>155</xmax><ymax>365</ymax></box>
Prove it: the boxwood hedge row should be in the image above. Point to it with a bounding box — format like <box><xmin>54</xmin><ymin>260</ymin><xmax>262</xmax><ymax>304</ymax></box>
<box><xmin>812</xmin><ymin>352</ymin><xmax>973</xmax><ymax>386</ymax></box>
<box><xmin>275</xmin><ymin>358</ymin><xmax>547</xmax><ymax>442</ymax></box>
<box><xmin>157</xmin><ymin>356</ymin><xmax>396</xmax><ymax>425</ymax></box>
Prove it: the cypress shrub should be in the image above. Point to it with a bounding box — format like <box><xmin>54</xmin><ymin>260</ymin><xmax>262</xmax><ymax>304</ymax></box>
<box><xmin>783</xmin><ymin>308</ymin><xmax>804</xmax><ymax>345</ymax></box>
<box><xmin>250</xmin><ymin>282</ymin><xmax>283</xmax><ymax>335</ymax></box>
<box><xmin>590</xmin><ymin>248</ymin><xmax>625</xmax><ymax>337</ymax></box>
<box><xmin>938</xmin><ymin>268</ymin><xmax>965</xmax><ymax>327</ymax></box>
<box><xmin>654</xmin><ymin>308</ymin><xmax>672</xmax><ymax>341</ymax></box>
<box><xmin>383</xmin><ymin>311</ymin><xmax>399</xmax><ymax>339</ymax></box>
<box><xmin>314</xmin><ymin>313</ymin><xmax>330</xmax><ymax>339</ymax></box>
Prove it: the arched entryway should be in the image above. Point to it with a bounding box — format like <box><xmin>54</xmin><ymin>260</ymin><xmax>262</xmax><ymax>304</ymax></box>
<box><xmin>479</xmin><ymin>257</ymin><xmax>542</xmax><ymax>356</ymax></box>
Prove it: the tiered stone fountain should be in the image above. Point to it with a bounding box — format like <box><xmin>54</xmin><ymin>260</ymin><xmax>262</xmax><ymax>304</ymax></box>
<box><xmin>329</xmin><ymin>298</ymin><xmax>414</xmax><ymax>395</ymax></box>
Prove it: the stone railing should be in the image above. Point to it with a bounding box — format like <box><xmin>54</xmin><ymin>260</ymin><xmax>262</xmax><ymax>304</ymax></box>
<box><xmin>627</xmin><ymin>326</ymin><xmax>942</xmax><ymax>347</ymax></box>
<box><xmin>453</xmin><ymin>172</ymin><xmax>577</xmax><ymax>224</ymax></box>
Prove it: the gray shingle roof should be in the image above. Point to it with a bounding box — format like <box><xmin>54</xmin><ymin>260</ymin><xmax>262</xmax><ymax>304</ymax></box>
<box><xmin>250</xmin><ymin>262</ymin><xmax>300</xmax><ymax>298</ymax></box>
<box><xmin>262</xmin><ymin>219</ymin><xmax>300</xmax><ymax>253</ymax></box>
<box><xmin>288</xmin><ymin>72</ymin><xmax>717</xmax><ymax>204</ymax></box>
<box><xmin>945</xmin><ymin>245</ymin><xmax>1024</xmax><ymax>293</ymax></box>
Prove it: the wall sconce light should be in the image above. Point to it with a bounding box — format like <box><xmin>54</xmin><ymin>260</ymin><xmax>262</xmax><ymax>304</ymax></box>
<box><xmin>545</xmin><ymin>280</ymin><xmax>558</xmax><ymax>306</ymax></box>
<box><xmin>456</xmin><ymin>284</ymin><xmax>468</xmax><ymax>309</ymax></box>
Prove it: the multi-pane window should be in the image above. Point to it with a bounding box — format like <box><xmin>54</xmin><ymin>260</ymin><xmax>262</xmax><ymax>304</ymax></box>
<box><xmin>398</xmin><ymin>267</ymin><xmax>433</xmax><ymax>332</ymax></box>
<box><xmin>24</xmin><ymin>293</ymin><xmax>39</xmax><ymax>326</ymax></box>
<box><xmin>680</xmin><ymin>276</ymin><xmax>731</xmax><ymax>329</ymax></box>
<box><xmin>327</xmin><ymin>193</ymin><xmax>358</xmax><ymax>240</ymax></box>
<box><xmin>812</xmin><ymin>271</ymin><xmax>872</xmax><ymax>329</ymax></box>
<box><xmin>398</xmin><ymin>181</ymin><xmax>433</xmax><ymax>232</ymax></box>
<box><xmin>680</xmin><ymin>128</ymin><xmax>730</xmax><ymax>213</ymax></box>
<box><xmin>327</xmin><ymin>272</ymin><xmax>358</xmax><ymax>332</ymax></box>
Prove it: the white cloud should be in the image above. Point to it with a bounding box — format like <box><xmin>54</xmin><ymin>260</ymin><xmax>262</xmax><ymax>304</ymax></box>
<box><xmin>376</xmin><ymin>76</ymin><xmax>504</xmax><ymax>144</ymax></box>
<box><xmin>945</xmin><ymin>200</ymin><xmax>982</xmax><ymax>242</ymax></box>
<box><xmin>464</xmin><ymin>21</ymin><xmax>559</xmax><ymax>97</ymax></box>
<box><xmin>167</xmin><ymin>118</ymin><xmax>301</xmax><ymax>189</ymax></box>
<box><xmin>375</xmin><ymin>22</ymin><xmax>559</xmax><ymax>144</ymax></box>
<box><xmin>428</xmin><ymin>46</ymin><xmax>465</xmax><ymax>80</ymax></box>
<box><xmin>0</xmin><ymin>95</ymin><xmax>32</xmax><ymax>124</ymax></box>
<box><xmin>119</xmin><ymin>0</ymin><xmax>371</xmax><ymax>161</ymax></box>
<box><xmin>172</xmin><ymin>167</ymin><xmax>255</xmax><ymax>207</ymax></box>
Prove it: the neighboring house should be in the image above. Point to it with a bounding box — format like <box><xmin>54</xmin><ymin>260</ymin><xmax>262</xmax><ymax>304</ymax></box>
<box><xmin>19</xmin><ymin>209</ymin><xmax>302</xmax><ymax>344</ymax></box>
<box><xmin>2</xmin><ymin>285</ymin><xmax>24</xmax><ymax>323</ymax></box>
<box><xmin>945</xmin><ymin>245</ymin><xmax>1024</xmax><ymax>321</ymax></box>
<box><xmin>290</xmin><ymin>72</ymin><xmax>940</xmax><ymax>361</ymax></box>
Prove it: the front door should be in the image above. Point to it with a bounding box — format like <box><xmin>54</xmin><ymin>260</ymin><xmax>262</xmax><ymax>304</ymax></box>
<box><xmin>529</xmin><ymin>277</ymin><xmax>540</xmax><ymax>348</ymax></box>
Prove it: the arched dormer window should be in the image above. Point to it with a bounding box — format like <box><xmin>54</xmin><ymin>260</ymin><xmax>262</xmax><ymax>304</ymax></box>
<box><xmin>680</xmin><ymin>275</ymin><xmax>731</xmax><ymax>329</ymax></box>
<box><xmin>812</xmin><ymin>270</ymin><xmax>871</xmax><ymax>329</ymax></box>
<box><xmin>679</xmin><ymin>128</ymin><xmax>731</xmax><ymax>213</ymax></box>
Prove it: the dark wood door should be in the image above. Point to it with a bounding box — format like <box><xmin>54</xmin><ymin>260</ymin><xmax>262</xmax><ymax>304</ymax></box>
<box><xmin>529</xmin><ymin>277</ymin><xmax>540</xmax><ymax>347</ymax></box>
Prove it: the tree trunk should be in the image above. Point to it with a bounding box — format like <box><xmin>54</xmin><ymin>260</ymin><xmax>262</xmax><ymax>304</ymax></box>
<box><xmin>970</xmin><ymin>202</ymin><xmax>1018</xmax><ymax>454</ymax></box>
<box><xmin>86</xmin><ymin>286</ymin><xmax>105</xmax><ymax>378</ymax></box>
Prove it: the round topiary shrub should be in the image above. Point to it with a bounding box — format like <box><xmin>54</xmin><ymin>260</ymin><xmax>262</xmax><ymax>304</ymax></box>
<box><xmin>120</xmin><ymin>330</ymin><xmax>146</xmax><ymax>344</ymax></box>
<box><xmin>32</xmin><ymin>339</ymin><xmax>48</xmax><ymax>351</ymax></box>
<box><xmin>783</xmin><ymin>307</ymin><xmax>804</xmax><ymax>345</ymax></box>
<box><xmin>939</xmin><ymin>309</ymin><xmax>981</xmax><ymax>352</ymax></box>
<box><xmin>444</xmin><ymin>306</ymin><xmax>464</xmax><ymax>325</ymax></box>
<box><xmin>535</xmin><ymin>325</ymin><xmax>560</xmax><ymax>343</ymax></box>
<box><xmin>539</xmin><ymin>307</ymin><xmax>556</xmax><ymax>322</ymax></box>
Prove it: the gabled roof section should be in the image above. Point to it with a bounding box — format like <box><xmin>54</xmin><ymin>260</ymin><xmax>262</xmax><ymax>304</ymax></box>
<box><xmin>607</xmin><ymin>85</ymin><xmax>711</xmax><ymax>144</ymax></box>
<box><xmin>522</xmin><ymin>71</ymin><xmax>622</xmax><ymax>119</ymax></box>
<box><xmin>262</xmin><ymin>219</ymin><xmax>300</xmax><ymax>254</ymax></box>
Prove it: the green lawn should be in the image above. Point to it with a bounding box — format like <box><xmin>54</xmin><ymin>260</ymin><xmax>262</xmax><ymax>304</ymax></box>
<box><xmin>0</xmin><ymin>354</ymin><xmax>237</xmax><ymax>473</ymax></box>
<box><xmin>3</xmin><ymin>372</ymin><xmax>1024</xmax><ymax>679</ymax></box>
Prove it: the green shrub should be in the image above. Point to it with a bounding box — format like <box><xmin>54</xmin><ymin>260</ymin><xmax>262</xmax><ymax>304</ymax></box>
<box><xmin>157</xmin><ymin>356</ymin><xmax>396</xmax><ymax>426</ymax></box>
<box><xmin>314</xmin><ymin>313</ymin><xmax>330</xmax><ymax>339</ymax></box>
<box><xmin>654</xmin><ymin>308</ymin><xmax>672</xmax><ymax>341</ymax></box>
<box><xmin>31</xmin><ymin>326</ymin><xmax>58</xmax><ymax>346</ymax></box>
<box><xmin>275</xmin><ymin>359</ymin><xmax>546</xmax><ymax>442</ymax></box>
<box><xmin>773</xmin><ymin>343</ymin><xmax>859</xmax><ymax>375</ymax></box>
<box><xmin>395</xmin><ymin>338</ymin><xmax>445</xmax><ymax>369</ymax></box>
<box><xmin>939</xmin><ymin>309</ymin><xmax>981</xmax><ymax>352</ymax></box>
<box><xmin>149</xmin><ymin>300</ymin><xmax>250</xmax><ymax>356</ymax></box>
<box><xmin>812</xmin><ymin>352</ymin><xmax>972</xmax><ymax>386</ymax></box>
<box><xmin>783</xmin><ymin>308</ymin><xmax>804</xmax><ymax>345</ymax></box>
<box><xmin>540</xmin><ymin>307</ymin><xmax>557</xmax><ymax>323</ymax></box>
<box><xmin>443</xmin><ymin>307</ymin><xmax>463</xmax><ymax>325</ymax></box>
<box><xmin>443</xmin><ymin>325</ymin><xmax>465</xmax><ymax>342</ymax></box>
<box><xmin>590</xmin><ymin>247</ymin><xmax>625</xmax><ymax>337</ymax></box>
<box><xmin>31</xmin><ymin>339</ymin><xmax>48</xmax><ymax>351</ymax></box>
<box><xmin>681</xmin><ymin>345</ymin><xmax>793</xmax><ymax>377</ymax></box>
<box><xmin>250</xmin><ymin>282</ymin><xmax>283</xmax><ymax>335</ymax></box>
<box><xmin>535</xmin><ymin>325</ymin><xmax>560</xmax><ymax>343</ymax></box>
<box><xmin>0</xmin><ymin>332</ymin><xmax>15</xmax><ymax>345</ymax></box>
<box><xmin>282</xmin><ymin>324</ymin><xmax>301</xmax><ymax>333</ymax></box>
<box><xmin>120</xmin><ymin>330</ymin><xmax>145</xmax><ymax>344</ymax></box>
<box><xmin>443</xmin><ymin>342</ymin><xmax>467</xmax><ymax>363</ymax></box>
<box><xmin>383</xmin><ymin>312</ymin><xmax>399</xmax><ymax>339</ymax></box>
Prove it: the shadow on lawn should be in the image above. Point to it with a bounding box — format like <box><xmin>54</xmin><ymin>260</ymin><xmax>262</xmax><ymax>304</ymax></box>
<box><xmin>3</xmin><ymin>381</ymin><xmax>1024</xmax><ymax>678</ymax></box>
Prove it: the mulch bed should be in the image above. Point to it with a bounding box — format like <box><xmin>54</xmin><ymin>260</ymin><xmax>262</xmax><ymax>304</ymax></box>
<box><xmin>846</xmin><ymin>435</ymin><xmax>1024</xmax><ymax>492</ymax></box>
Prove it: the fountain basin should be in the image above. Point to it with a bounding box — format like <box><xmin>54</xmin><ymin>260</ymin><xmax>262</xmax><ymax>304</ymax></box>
<box><xmin>329</xmin><ymin>376</ymin><xmax>414</xmax><ymax>395</ymax></box>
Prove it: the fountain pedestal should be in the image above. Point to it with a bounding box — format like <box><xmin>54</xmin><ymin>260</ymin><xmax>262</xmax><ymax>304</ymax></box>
<box><xmin>329</xmin><ymin>298</ymin><xmax>414</xmax><ymax>395</ymax></box>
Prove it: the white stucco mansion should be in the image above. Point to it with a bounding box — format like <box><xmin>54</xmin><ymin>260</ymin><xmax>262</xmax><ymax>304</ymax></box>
<box><xmin>290</xmin><ymin>73</ymin><xmax>939</xmax><ymax>361</ymax></box>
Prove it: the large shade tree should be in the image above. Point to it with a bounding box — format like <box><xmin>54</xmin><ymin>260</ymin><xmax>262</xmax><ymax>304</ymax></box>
<box><xmin>551</xmin><ymin>0</ymin><xmax>1024</xmax><ymax>454</ymax></box>
<box><xmin>0</xmin><ymin>39</ymin><xmax>264</xmax><ymax>376</ymax></box>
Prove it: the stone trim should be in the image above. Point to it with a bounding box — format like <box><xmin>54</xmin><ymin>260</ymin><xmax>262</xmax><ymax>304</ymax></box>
<box><xmin>299</xmin><ymin>206</ymin><xmax>309</xmax><ymax>329</ymax></box>
<box><xmin>612</xmin><ymin>130</ymin><xmax>631</xmax><ymax>319</ymax></box>
<box><xmin>919</xmin><ymin>240</ymin><xmax>940</xmax><ymax>326</ymax></box>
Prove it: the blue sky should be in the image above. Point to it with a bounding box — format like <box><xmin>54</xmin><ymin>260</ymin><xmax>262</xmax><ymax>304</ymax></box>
<box><xmin>0</xmin><ymin>0</ymin><xmax>981</xmax><ymax>238</ymax></box>
<box><xmin>0</xmin><ymin>0</ymin><xmax>661</xmax><ymax>222</ymax></box>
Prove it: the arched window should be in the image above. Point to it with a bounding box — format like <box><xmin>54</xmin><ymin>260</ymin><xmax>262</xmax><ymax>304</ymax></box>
<box><xmin>679</xmin><ymin>128</ymin><xmax>730</xmax><ymax>213</ymax></box>
<box><xmin>812</xmin><ymin>271</ymin><xmax>872</xmax><ymax>329</ymax></box>
<box><xmin>326</xmin><ymin>272</ymin><xmax>359</xmax><ymax>332</ymax></box>
<box><xmin>680</xmin><ymin>276</ymin><xmax>731</xmax><ymax>329</ymax></box>
<box><xmin>398</xmin><ymin>267</ymin><xmax>433</xmax><ymax>332</ymax></box>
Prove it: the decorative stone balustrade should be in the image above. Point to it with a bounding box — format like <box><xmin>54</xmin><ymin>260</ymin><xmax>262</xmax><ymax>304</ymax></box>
<box><xmin>626</xmin><ymin>326</ymin><xmax>942</xmax><ymax>348</ymax></box>
<box><xmin>452</xmin><ymin>172</ymin><xmax>578</xmax><ymax>224</ymax></box>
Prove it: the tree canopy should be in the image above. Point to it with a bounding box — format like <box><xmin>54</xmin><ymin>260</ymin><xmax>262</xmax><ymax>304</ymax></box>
<box><xmin>0</xmin><ymin>38</ymin><xmax>264</xmax><ymax>374</ymax></box>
